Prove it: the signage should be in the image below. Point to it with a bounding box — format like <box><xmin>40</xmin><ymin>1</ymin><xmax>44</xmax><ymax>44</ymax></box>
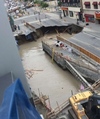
<box><xmin>95</xmin><ymin>11</ymin><xmax>100</xmax><ymax>19</ymax></box>
<box><xmin>61</xmin><ymin>7</ymin><xmax>68</xmax><ymax>10</ymax></box>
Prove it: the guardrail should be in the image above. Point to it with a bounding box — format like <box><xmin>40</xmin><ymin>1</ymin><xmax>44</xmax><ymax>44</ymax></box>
<box><xmin>57</xmin><ymin>35</ymin><xmax>100</xmax><ymax>63</ymax></box>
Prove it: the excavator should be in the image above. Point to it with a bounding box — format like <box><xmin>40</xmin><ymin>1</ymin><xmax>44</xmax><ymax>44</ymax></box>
<box><xmin>68</xmin><ymin>91</ymin><xmax>100</xmax><ymax>119</ymax></box>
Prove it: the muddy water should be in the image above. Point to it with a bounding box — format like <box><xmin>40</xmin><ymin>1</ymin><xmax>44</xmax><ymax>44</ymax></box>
<box><xmin>19</xmin><ymin>33</ymin><xmax>81</xmax><ymax>109</ymax></box>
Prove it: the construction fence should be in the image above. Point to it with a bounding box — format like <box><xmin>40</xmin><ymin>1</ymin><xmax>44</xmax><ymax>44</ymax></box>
<box><xmin>57</xmin><ymin>35</ymin><xmax>100</xmax><ymax>64</ymax></box>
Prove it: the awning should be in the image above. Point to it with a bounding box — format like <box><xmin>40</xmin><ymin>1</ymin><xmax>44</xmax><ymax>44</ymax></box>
<box><xmin>84</xmin><ymin>2</ymin><xmax>90</xmax><ymax>5</ymax></box>
<box><xmin>92</xmin><ymin>2</ymin><xmax>97</xmax><ymax>5</ymax></box>
<box><xmin>84</xmin><ymin>14</ymin><xmax>94</xmax><ymax>17</ymax></box>
<box><xmin>95</xmin><ymin>11</ymin><xmax>100</xmax><ymax>14</ymax></box>
<box><xmin>95</xmin><ymin>12</ymin><xmax>100</xmax><ymax>19</ymax></box>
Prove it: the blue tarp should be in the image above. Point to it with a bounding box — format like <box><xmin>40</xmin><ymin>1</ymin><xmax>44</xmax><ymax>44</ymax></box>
<box><xmin>0</xmin><ymin>79</ymin><xmax>42</xmax><ymax>119</ymax></box>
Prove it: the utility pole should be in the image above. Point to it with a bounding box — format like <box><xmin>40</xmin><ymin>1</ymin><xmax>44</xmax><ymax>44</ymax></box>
<box><xmin>80</xmin><ymin>0</ymin><xmax>84</xmax><ymax>21</ymax></box>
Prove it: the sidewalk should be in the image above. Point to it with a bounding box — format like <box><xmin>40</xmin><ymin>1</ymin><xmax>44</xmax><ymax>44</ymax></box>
<box><xmin>61</xmin><ymin>16</ymin><xmax>100</xmax><ymax>33</ymax></box>
<box><xmin>42</xmin><ymin>10</ymin><xmax>86</xmax><ymax>27</ymax></box>
<box><xmin>63</xmin><ymin>16</ymin><xmax>85</xmax><ymax>27</ymax></box>
<box><xmin>31</xmin><ymin>6</ymin><xmax>100</xmax><ymax>33</ymax></box>
<box><xmin>85</xmin><ymin>22</ymin><xmax>100</xmax><ymax>32</ymax></box>
<box><xmin>46</xmin><ymin>10</ymin><xmax>100</xmax><ymax>32</ymax></box>
<box><xmin>17</xmin><ymin>6</ymin><xmax>100</xmax><ymax>34</ymax></box>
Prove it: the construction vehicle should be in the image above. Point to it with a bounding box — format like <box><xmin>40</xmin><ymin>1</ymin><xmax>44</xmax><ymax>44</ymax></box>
<box><xmin>68</xmin><ymin>91</ymin><xmax>100</xmax><ymax>119</ymax></box>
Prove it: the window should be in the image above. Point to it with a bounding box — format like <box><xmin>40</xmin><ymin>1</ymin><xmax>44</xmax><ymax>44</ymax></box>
<box><xmin>84</xmin><ymin>2</ymin><xmax>91</xmax><ymax>9</ymax></box>
<box><xmin>92</xmin><ymin>2</ymin><xmax>98</xmax><ymax>9</ymax></box>
<box><xmin>94</xmin><ymin>5</ymin><xmax>98</xmax><ymax>9</ymax></box>
<box><xmin>69</xmin><ymin>11</ymin><xmax>73</xmax><ymax>17</ymax></box>
<box><xmin>88</xmin><ymin>17</ymin><xmax>94</xmax><ymax>22</ymax></box>
<box><xmin>85</xmin><ymin>5</ymin><xmax>90</xmax><ymax>8</ymax></box>
<box><xmin>84</xmin><ymin>14</ymin><xmax>94</xmax><ymax>23</ymax></box>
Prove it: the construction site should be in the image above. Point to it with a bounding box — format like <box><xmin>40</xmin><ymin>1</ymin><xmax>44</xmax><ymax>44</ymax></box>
<box><xmin>1</xmin><ymin>0</ymin><xmax>100</xmax><ymax>119</ymax></box>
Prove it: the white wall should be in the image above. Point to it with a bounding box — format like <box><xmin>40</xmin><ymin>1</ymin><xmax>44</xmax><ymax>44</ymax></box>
<box><xmin>0</xmin><ymin>0</ymin><xmax>31</xmax><ymax>98</ymax></box>
<box><xmin>83</xmin><ymin>10</ymin><xmax>95</xmax><ymax>15</ymax></box>
<box><xmin>68</xmin><ymin>7</ymin><xmax>80</xmax><ymax>12</ymax></box>
<box><xmin>68</xmin><ymin>7</ymin><xmax>80</xmax><ymax>19</ymax></box>
<box><xmin>46</xmin><ymin>0</ymin><xmax>58</xmax><ymax>6</ymax></box>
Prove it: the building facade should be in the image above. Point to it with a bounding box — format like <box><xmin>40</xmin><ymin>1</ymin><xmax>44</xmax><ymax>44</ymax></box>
<box><xmin>60</xmin><ymin>0</ymin><xmax>82</xmax><ymax>20</ymax></box>
<box><xmin>82</xmin><ymin>0</ymin><xmax>100</xmax><ymax>23</ymax></box>
<box><xmin>0</xmin><ymin>0</ymin><xmax>31</xmax><ymax>98</ymax></box>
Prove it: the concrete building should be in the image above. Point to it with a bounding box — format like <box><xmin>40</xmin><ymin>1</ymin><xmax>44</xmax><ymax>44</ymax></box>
<box><xmin>82</xmin><ymin>0</ymin><xmax>100</xmax><ymax>23</ymax></box>
<box><xmin>0</xmin><ymin>0</ymin><xmax>31</xmax><ymax>98</ymax></box>
<box><xmin>60</xmin><ymin>0</ymin><xmax>82</xmax><ymax>20</ymax></box>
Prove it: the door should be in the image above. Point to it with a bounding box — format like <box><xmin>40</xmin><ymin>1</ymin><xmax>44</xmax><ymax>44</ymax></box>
<box><xmin>63</xmin><ymin>10</ymin><xmax>66</xmax><ymax>17</ymax></box>
<box><xmin>85</xmin><ymin>16</ymin><xmax>89</xmax><ymax>22</ymax></box>
<box><xmin>99</xmin><ymin>20</ymin><xmax>100</xmax><ymax>24</ymax></box>
<box><xmin>66</xmin><ymin>10</ymin><xmax>68</xmax><ymax>16</ymax></box>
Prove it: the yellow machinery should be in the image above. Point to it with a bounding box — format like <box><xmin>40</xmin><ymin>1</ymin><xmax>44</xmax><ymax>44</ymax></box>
<box><xmin>68</xmin><ymin>91</ymin><xmax>100</xmax><ymax>119</ymax></box>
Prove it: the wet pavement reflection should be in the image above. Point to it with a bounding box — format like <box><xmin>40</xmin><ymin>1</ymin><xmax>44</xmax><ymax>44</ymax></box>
<box><xmin>19</xmin><ymin>34</ymin><xmax>81</xmax><ymax>108</ymax></box>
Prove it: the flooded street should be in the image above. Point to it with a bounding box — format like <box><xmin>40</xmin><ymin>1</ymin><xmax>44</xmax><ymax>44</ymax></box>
<box><xmin>19</xmin><ymin>34</ymin><xmax>81</xmax><ymax>109</ymax></box>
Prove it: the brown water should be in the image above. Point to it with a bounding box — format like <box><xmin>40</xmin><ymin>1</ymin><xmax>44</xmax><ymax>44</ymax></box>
<box><xmin>19</xmin><ymin>34</ymin><xmax>81</xmax><ymax>109</ymax></box>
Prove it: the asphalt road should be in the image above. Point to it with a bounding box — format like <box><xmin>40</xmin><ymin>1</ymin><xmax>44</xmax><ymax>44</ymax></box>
<box><xmin>69</xmin><ymin>32</ymin><xmax>100</xmax><ymax>57</ymax></box>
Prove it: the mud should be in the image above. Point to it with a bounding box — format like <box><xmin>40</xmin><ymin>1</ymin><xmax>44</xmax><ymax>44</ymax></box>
<box><xmin>19</xmin><ymin>33</ymin><xmax>81</xmax><ymax>109</ymax></box>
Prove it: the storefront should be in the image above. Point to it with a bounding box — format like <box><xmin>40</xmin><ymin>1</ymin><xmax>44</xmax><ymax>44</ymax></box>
<box><xmin>68</xmin><ymin>7</ymin><xmax>81</xmax><ymax>20</ymax></box>
<box><xmin>95</xmin><ymin>11</ymin><xmax>100</xmax><ymax>24</ymax></box>
<box><xmin>84</xmin><ymin>14</ymin><xmax>95</xmax><ymax>23</ymax></box>
<box><xmin>61</xmin><ymin>7</ymin><xmax>68</xmax><ymax>17</ymax></box>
